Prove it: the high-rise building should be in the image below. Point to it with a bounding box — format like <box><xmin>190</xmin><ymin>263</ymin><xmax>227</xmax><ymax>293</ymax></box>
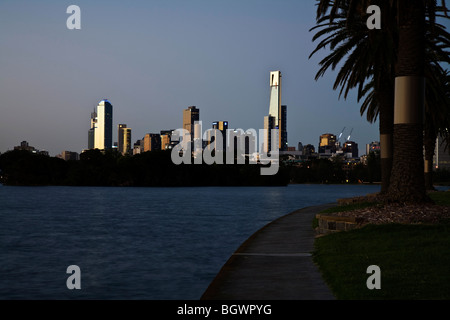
<box><xmin>210</xmin><ymin>121</ymin><xmax>228</xmax><ymax>151</ymax></box>
<box><xmin>263</xmin><ymin>115</ymin><xmax>276</xmax><ymax>153</ymax></box>
<box><xmin>144</xmin><ymin>133</ymin><xmax>161</xmax><ymax>152</ymax></box>
<box><xmin>118</xmin><ymin>124</ymin><xmax>127</xmax><ymax>154</ymax></box>
<box><xmin>267</xmin><ymin>71</ymin><xmax>287</xmax><ymax>151</ymax></box>
<box><xmin>268</xmin><ymin>71</ymin><xmax>282</xmax><ymax>125</ymax></box>
<box><xmin>93</xmin><ymin>99</ymin><xmax>113</xmax><ymax>150</ymax></box>
<box><xmin>434</xmin><ymin>134</ymin><xmax>450</xmax><ymax>169</ymax></box>
<box><xmin>280</xmin><ymin>105</ymin><xmax>287</xmax><ymax>151</ymax></box>
<box><xmin>343</xmin><ymin>141</ymin><xmax>359</xmax><ymax>158</ymax></box>
<box><xmin>319</xmin><ymin>133</ymin><xmax>336</xmax><ymax>154</ymax></box>
<box><xmin>183</xmin><ymin>106</ymin><xmax>200</xmax><ymax>142</ymax></box>
<box><xmin>303</xmin><ymin>144</ymin><xmax>315</xmax><ymax>156</ymax></box>
<box><xmin>298</xmin><ymin>142</ymin><xmax>303</xmax><ymax>153</ymax></box>
<box><xmin>88</xmin><ymin>111</ymin><xmax>97</xmax><ymax>150</ymax></box>
<box><xmin>117</xmin><ymin>124</ymin><xmax>131</xmax><ymax>155</ymax></box>
<box><xmin>160</xmin><ymin>130</ymin><xmax>176</xmax><ymax>150</ymax></box>
<box><xmin>366</xmin><ymin>141</ymin><xmax>381</xmax><ymax>155</ymax></box>
<box><xmin>133</xmin><ymin>139</ymin><xmax>144</xmax><ymax>155</ymax></box>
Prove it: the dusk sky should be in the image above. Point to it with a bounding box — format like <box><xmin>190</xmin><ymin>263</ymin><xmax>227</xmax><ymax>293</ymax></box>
<box><xmin>1</xmin><ymin>1</ymin><xmax>448</xmax><ymax>156</ymax></box>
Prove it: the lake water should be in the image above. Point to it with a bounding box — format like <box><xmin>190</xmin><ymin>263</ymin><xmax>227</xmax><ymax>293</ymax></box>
<box><xmin>0</xmin><ymin>184</ymin><xmax>386</xmax><ymax>299</ymax></box>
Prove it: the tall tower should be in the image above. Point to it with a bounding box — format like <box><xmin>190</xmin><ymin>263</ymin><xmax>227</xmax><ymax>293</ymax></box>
<box><xmin>280</xmin><ymin>105</ymin><xmax>287</xmax><ymax>151</ymax></box>
<box><xmin>94</xmin><ymin>99</ymin><xmax>113</xmax><ymax>150</ymax></box>
<box><xmin>118</xmin><ymin>124</ymin><xmax>131</xmax><ymax>155</ymax></box>
<box><xmin>88</xmin><ymin>110</ymin><xmax>97</xmax><ymax>149</ymax></box>
<box><xmin>267</xmin><ymin>71</ymin><xmax>287</xmax><ymax>151</ymax></box>
<box><xmin>211</xmin><ymin>121</ymin><xmax>228</xmax><ymax>151</ymax></box>
<box><xmin>263</xmin><ymin>115</ymin><xmax>276</xmax><ymax>153</ymax></box>
<box><xmin>118</xmin><ymin>124</ymin><xmax>127</xmax><ymax>154</ymax></box>
<box><xmin>183</xmin><ymin>106</ymin><xmax>200</xmax><ymax>142</ymax></box>
<box><xmin>268</xmin><ymin>71</ymin><xmax>282</xmax><ymax>125</ymax></box>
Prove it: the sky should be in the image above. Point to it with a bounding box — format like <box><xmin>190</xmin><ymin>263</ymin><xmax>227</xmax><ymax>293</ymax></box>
<box><xmin>0</xmin><ymin>1</ymin><xmax>448</xmax><ymax>157</ymax></box>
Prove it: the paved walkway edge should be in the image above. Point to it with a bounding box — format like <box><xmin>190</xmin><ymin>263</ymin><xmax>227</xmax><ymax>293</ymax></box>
<box><xmin>201</xmin><ymin>203</ymin><xmax>337</xmax><ymax>300</ymax></box>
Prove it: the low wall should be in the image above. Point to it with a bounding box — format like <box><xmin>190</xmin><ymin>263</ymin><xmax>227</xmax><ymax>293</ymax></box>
<box><xmin>315</xmin><ymin>214</ymin><xmax>359</xmax><ymax>235</ymax></box>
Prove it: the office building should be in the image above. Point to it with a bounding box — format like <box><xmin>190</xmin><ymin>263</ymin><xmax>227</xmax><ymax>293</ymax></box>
<box><xmin>267</xmin><ymin>71</ymin><xmax>287</xmax><ymax>151</ymax></box>
<box><xmin>434</xmin><ymin>134</ymin><xmax>450</xmax><ymax>169</ymax></box>
<box><xmin>13</xmin><ymin>141</ymin><xmax>48</xmax><ymax>155</ymax></box>
<box><xmin>183</xmin><ymin>106</ymin><xmax>200</xmax><ymax>142</ymax></box>
<box><xmin>144</xmin><ymin>133</ymin><xmax>161</xmax><ymax>152</ymax></box>
<box><xmin>61</xmin><ymin>151</ymin><xmax>80</xmax><ymax>161</ymax></box>
<box><xmin>118</xmin><ymin>124</ymin><xmax>126</xmax><ymax>154</ymax></box>
<box><xmin>209</xmin><ymin>121</ymin><xmax>228</xmax><ymax>151</ymax></box>
<box><xmin>117</xmin><ymin>125</ymin><xmax>132</xmax><ymax>155</ymax></box>
<box><xmin>343</xmin><ymin>141</ymin><xmax>359</xmax><ymax>158</ymax></box>
<box><xmin>88</xmin><ymin>111</ymin><xmax>96</xmax><ymax>150</ymax></box>
<box><xmin>303</xmin><ymin>144</ymin><xmax>315</xmax><ymax>156</ymax></box>
<box><xmin>280</xmin><ymin>105</ymin><xmax>288</xmax><ymax>151</ymax></box>
<box><xmin>92</xmin><ymin>99</ymin><xmax>113</xmax><ymax>150</ymax></box>
<box><xmin>319</xmin><ymin>133</ymin><xmax>337</xmax><ymax>154</ymax></box>
<box><xmin>268</xmin><ymin>71</ymin><xmax>282</xmax><ymax>125</ymax></box>
<box><xmin>14</xmin><ymin>141</ymin><xmax>36</xmax><ymax>152</ymax></box>
<box><xmin>366</xmin><ymin>141</ymin><xmax>381</xmax><ymax>155</ymax></box>
<box><xmin>263</xmin><ymin>115</ymin><xmax>276</xmax><ymax>153</ymax></box>
<box><xmin>133</xmin><ymin>139</ymin><xmax>144</xmax><ymax>155</ymax></box>
<box><xmin>160</xmin><ymin>130</ymin><xmax>176</xmax><ymax>150</ymax></box>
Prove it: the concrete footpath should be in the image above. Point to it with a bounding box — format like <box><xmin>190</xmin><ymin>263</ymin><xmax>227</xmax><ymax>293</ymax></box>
<box><xmin>201</xmin><ymin>203</ymin><xmax>337</xmax><ymax>300</ymax></box>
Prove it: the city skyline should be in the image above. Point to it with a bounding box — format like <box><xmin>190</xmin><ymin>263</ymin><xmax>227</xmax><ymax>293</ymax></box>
<box><xmin>1</xmin><ymin>1</ymin><xmax>448</xmax><ymax>157</ymax></box>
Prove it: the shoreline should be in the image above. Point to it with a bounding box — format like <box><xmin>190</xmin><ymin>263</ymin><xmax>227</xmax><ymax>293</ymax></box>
<box><xmin>201</xmin><ymin>203</ymin><xmax>336</xmax><ymax>300</ymax></box>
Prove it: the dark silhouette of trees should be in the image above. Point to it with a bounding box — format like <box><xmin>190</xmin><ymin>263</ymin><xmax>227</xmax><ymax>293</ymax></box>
<box><xmin>0</xmin><ymin>149</ymin><xmax>290</xmax><ymax>187</ymax></box>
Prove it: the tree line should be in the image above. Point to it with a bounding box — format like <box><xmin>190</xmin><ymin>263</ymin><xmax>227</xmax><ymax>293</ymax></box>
<box><xmin>0</xmin><ymin>149</ymin><xmax>289</xmax><ymax>187</ymax></box>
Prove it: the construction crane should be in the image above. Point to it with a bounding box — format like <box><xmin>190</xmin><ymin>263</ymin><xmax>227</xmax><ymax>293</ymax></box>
<box><xmin>346</xmin><ymin>128</ymin><xmax>354</xmax><ymax>142</ymax></box>
<box><xmin>337</xmin><ymin>127</ymin><xmax>346</xmax><ymax>142</ymax></box>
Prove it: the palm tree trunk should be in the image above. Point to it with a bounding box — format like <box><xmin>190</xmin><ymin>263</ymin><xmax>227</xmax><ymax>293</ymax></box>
<box><xmin>377</xmin><ymin>76</ymin><xmax>394</xmax><ymax>194</ymax></box>
<box><xmin>387</xmin><ymin>0</ymin><xmax>428</xmax><ymax>202</ymax></box>
<box><xmin>424</xmin><ymin>124</ymin><xmax>437</xmax><ymax>190</ymax></box>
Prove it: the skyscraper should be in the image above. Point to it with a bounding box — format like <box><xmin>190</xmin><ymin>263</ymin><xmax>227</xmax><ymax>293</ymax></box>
<box><xmin>118</xmin><ymin>124</ymin><xmax>126</xmax><ymax>154</ymax></box>
<box><xmin>268</xmin><ymin>71</ymin><xmax>282</xmax><ymax>125</ymax></box>
<box><xmin>434</xmin><ymin>134</ymin><xmax>450</xmax><ymax>169</ymax></box>
<box><xmin>267</xmin><ymin>71</ymin><xmax>287</xmax><ymax>151</ymax></box>
<box><xmin>117</xmin><ymin>125</ymin><xmax>132</xmax><ymax>155</ymax></box>
<box><xmin>88</xmin><ymin>110</ymin><xmax>97</xmax><ymax>149</ymax></box>
<box><xmin>263</xmin><ymin>115</ymin><xmax>276</xmax><ymax>153</ymax></box>
<box><xmin>160</xmin><ymin>130</ymin><xmax>175</xmax><ymax>150</ymax></box>
<box><xmin>93</xmin><ymin>99</ymin><xmax>113</xmax><ymax>150</ymax></box>
<box><xmin>211</xmin><ymin>121</ymin><xmax>228</xmax><ymax>151</ymax></box>
<box><xmin>343</xmin><ymin>141</ymin><xmax>359</xmax><ymax>158</ymax></box>
<box><xmin>183</xmin><ymin>106</ymin><xmax>200</xmax><ymax>142</ymax></box>
<box><xmin>319</xmin><ymin>133</ymin><xmax>337</xmax><ymax>154</ymax></box>
<box><xmin>144</xmin><ymin>133</ymin><xmax>161</xmax><ymax>152</ymax></box>
<box><xmin>280</xmin><ymin>105</ymin><xmax>288</xmax><ymax>151</ymax></box>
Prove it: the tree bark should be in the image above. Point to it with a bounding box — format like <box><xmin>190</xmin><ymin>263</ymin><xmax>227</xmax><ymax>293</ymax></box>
<box><xmin>387</xmin><ymin>0</ymin><xmax>428</xmax><ymax>203</ymax></box>
<box><xmin>424</xmin><ymin>123</ymin><xmax>437</xmax><ymax>190</ymax></box>
<box><xmin>377</xmin><ymin>75</ymin><xmax>394</xmax><ymax>194</ymax></box>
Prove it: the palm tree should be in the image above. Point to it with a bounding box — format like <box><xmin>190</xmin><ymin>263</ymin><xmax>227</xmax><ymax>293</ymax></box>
<box><xmin>360</xmin><ymin>14</ymin><xmax>450</xmax><ymax>191</ymax></box>
<box><xmin>310</xmin><ymin>1</ymin><xmax>397</xmax><ymax>193</ymax></box>
<box><xmin>311</xmin><ymin>0</ymin><xmax>449</xmax><ymax>202</ymax></box>
<box><xmin>424</xmin><ymin>68</ymin><xmax>450</xmax><ymax>190</ymax></box>
<box><xmin>386</xmin><ymin>0</ymin><xmax>427</xmax><ymax>202</ymax></box>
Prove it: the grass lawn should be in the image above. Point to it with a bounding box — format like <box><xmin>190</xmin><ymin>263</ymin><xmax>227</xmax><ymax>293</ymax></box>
<box><xmin>313</xmin><ymin>191</ymin><xmax>450</xmax><ymax>300</ymax></box>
